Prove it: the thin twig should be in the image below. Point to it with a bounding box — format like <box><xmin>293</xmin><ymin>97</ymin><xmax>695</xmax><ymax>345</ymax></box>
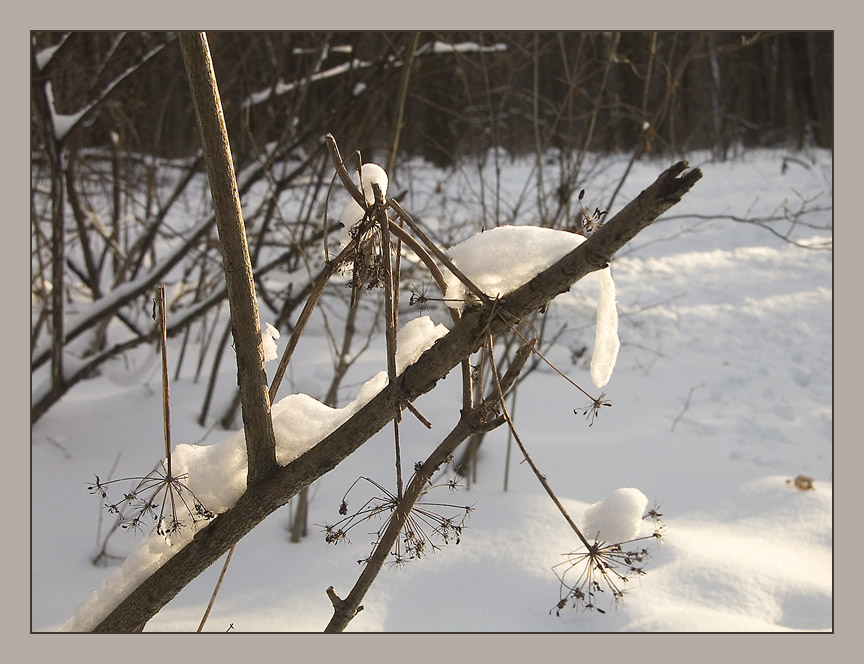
<box><xmin>372</xmin><ymin>182</ymin><xmax>405</xmax><ymax>498</ymax></box>
<box><xmin>486</xmin><ymin>333</ymin><xmax>593</xmax><ymax>551</ymax></box>
<box><xmin>268</xmin><ymin>242</ymin><xmax>354</xmax><ymax>401</ymax></box>
<box><xmin>670</xmin><ymin>382</ymin><xmax>706</xmax><ymax>431</ymax></box>
<box><xmin>386</xmin><ymin>32</ymin><xmax>421</xmax><ymax>177</ymax></box>
<box><xmin>324</xmin><ymin>133</ymin><xmax>367</xmax><ymax>209</ymax></box>
<box><xmin>389</xmin><ymin>199</ymin><xmax>492</xmax><ymax>306</ymax></box>
<box><xmin>503</xmin><ymin>316</ymin><xmax>599</xmax><ymax>403</ymax></box>
<box><xmin>156</xmin><ymin>285</ymin><xmax>172</xmax><ymax>474</ymax></box>
<box><xmin>197</xmin><ymin>545</ymin><xmax>235</xmax><ymax>632</ymax></box>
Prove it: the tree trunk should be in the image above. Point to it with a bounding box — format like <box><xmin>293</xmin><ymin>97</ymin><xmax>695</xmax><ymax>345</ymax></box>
<box><xmin>178</xmin><ymin>31</ymin><xmax>278</xmax><ymax>486</ymax></box>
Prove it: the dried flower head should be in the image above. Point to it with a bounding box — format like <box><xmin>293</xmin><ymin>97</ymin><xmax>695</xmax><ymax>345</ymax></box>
<box><xmin>317</xmin><ymin>476</ymin><xmax>473</xmax><ymax>567</ymax></box>
<box><xmin>409</xmin><ymin>282</ymin><xmax>432</xmax><ymax>312</ymax></box>
<box><xmin>574</xmin><ymin>189</ymin><xmax>608</xmax><ymax>237</ymax></box>
<box><xmin>88</xmin><ymin>461</ymin><xmax>215</xmax><ymax>544</ymax></box>
<box><xmin>787</xmin><ymin>475</ymin><xmax>815</xmax><ymax>491</ymax></box>
<box><xmin>346</xmin><ymin>216</ymin><xmax>388</xmax><ymax>293</ymax></box>
<box><xmin>551</xmin><ymin>508</ymin><xmax>664</xmax><ymax>616</ymax></box>
<box><xmin>574</xmin><ymin>392</ymin><xmax>612</xmax><ymax>426</ymax></box>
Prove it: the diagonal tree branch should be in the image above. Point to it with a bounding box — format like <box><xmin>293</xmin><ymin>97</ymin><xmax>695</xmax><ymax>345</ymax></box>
<box><xmin>89</xmin><ymin>159</ymin><xmax>701</xmax><ymax>632</ymax></box>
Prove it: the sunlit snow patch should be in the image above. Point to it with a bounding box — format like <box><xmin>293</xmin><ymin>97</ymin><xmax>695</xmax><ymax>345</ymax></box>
<box><xmin>442</xmin><ymin>225</ymin><xmax>619</xmax><ymax>387</ymax></box>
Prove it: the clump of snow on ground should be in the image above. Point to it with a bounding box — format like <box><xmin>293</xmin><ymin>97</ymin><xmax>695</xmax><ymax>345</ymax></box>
<box><xmin>443</xmin><ymin>225</ymin><xmax>618</xmax><ymax>386</ymax></box>
<box><xmin>581</xmin><ymin>488</ymin><xmax>649</xmax><ymax>544</ymax></box>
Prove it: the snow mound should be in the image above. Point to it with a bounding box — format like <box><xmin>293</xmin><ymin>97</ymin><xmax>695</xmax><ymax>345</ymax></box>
<box><xmin>394</xmin><ymin>315</ymin><xmax>449</xmax><ymax>373</ymax></box>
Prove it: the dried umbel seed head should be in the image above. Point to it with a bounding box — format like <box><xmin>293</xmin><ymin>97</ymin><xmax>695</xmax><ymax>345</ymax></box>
<box><xmin>574</xmin><ymin>392</ymin><xmax>612</xmax><ymax>426</ymax></box>
<box><xmin>551</xmin><ymin>508</ymin><xmax>665</xmax><ymax>616</ymax></box>
<box><xmin>87</xmin><ymin>462</ymin><xmax>215</xmax><ymax>544</ymax></box>
<box><xmin>317</xmin><ymin>476</ymin><xmax>472</xmax><ymax>567</ymax></box>
<box><xmin>571</xmin><ymin>189</ymin><xmax>607</xmax><ymax>237</ymax></box>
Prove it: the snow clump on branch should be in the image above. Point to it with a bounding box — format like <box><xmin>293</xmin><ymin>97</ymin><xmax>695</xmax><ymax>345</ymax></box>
<box><xmin>442</xmin><ymin>225</ymin><xmax>620</xmax><ymax>387</ymax></box>
<box><xmin>261</xmin><ymin>322</ymin><xmax>280</xmax><ymax>362</ymax></box>
<box><xmin>60</xmin><ymin>313</ymin><xmax>447</xmax><ymax>632</ymax></box>
<box><xmin>338</xmin><ymin>162</ymin><xmax>389</xmax><ymax>236</ymax></box>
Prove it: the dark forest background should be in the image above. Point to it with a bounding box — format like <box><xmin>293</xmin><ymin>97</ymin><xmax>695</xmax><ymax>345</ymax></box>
<box><xmin>32</xmin><ymin>31</ymin><xmax>832</xmax><ymax>168</ymax></box>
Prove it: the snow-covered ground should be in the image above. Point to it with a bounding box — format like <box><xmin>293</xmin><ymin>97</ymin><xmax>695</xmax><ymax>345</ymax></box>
<box><xmin>31</xmin><ymin>148</ymin><xmax>833</xmax><ymax>632</ymax></box>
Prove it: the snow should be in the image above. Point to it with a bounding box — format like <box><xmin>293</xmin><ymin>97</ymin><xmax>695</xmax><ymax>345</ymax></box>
<box><xmin>60</xmin><ymin>515</ymin><xmax>200</xmax><ymax>633</ymax></box>
<box><xmin>590</xmin><ymin>266</ymin><xmax>619</xmax><ymax>388</ymax></box>
<box><xmin>443</xmin><ymin>225</ymin><xmax>584</xmax><ymax>305</ymax></box>
<box><xmin>31</xmin><ymin>216</ymin><xmax>214</xmax><ymax>369</ymax></box>
<box><xmin>31</xmin><ymin>148</ymin><xmax>833</xmax><ymax>633</ymax></box>
<box><xmin>244</xmin><ymin>59</ymin><xmax>375</xmax><ymax>108</ymax></box>
<box><xmin>243</xmin><ymin>40</ymin><xmax>507</xmax><ymax>109</ymax></box>
<box><xmin>341</xmin><ymin>162</ymin><xmax>389</xmax><ymax>219</ymax></box>
<box><xmin>393</xmin><ymin>315</ymin><xmax>449</xmax><ymax>373</ymax></box>
<box><xmin>357</xmin><ymin>162</ymin><xmax>389</xmax><ymax>204</ymax></box>
<box><xmin>423</xmin><ymin>41</ymin><xmax>508</xmax><ymax>55</ymax></box>
<box><xmin>581</xmin><ymin>487</ymin><xmax>649</xmax><ymax>544</ymax></box>
<box><xmin>338</xmin><ymin>162</ymin><xmax>390</xmax><ymax>244</ymax></box>
<box><xmin>261</xmin><ymin>322</ymin><xmax>280</xmax><ymax>362</ymax></box>
<box><xmin>34</xmin><ymin>37</ymin><xmax>66</xmax><ymax>71</ymax></box>
<box><xmin>40</xmin><ymin>42</ymin><xmax>170</xmax><ymax>142</ymax></box>
<box><xmin>443</xmin><ymin>225</ymin><xmax>619</xmax><ymax>386</ymax></box>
